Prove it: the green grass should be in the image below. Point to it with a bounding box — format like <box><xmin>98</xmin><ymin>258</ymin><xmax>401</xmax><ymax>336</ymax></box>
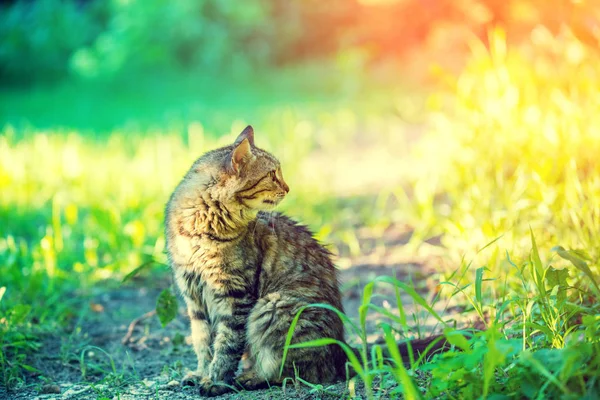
<box><xmin>0</xmin><ymin>64</ymin><xmax>412</xmax><ymax>395</ymax></box>
<box><xmin>283</xmin><ymin>234</ymin><xmax>600</xmax><ymax>399</ymax></box>
<box><xmin>2</xmin><ymin>30</ymin><xmax>600</xmax><ymax>398</ymax></box>
<box><xmin>281</xmin><ymin>29</ymin><xmax>600</xmax><ymax>399</ymax></box>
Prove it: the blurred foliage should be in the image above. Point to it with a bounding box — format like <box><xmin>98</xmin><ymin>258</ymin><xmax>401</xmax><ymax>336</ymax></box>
<box><xmin>0</xmin><ymin>102</ymin><xmax>397</xmax><ymax>321</ymax></box>
<box><xmin>2</xmin><ymin>0</ymin><xmax>600</xmax><ymax>395</ymax></box>
<box><xmin>402</xmin><ymin>27</ymin><xmax>600</xmax><ymax>276</ymax></box>
<box><xmin>2</xmin><ymin>0</ymin><xmax>599</xmax><ymax>83</ymax></box>
<box><xmin>0</xmin><ymin>0</ymin><xmax>104</xmax><ymax>82</ymax></box>
<box><xmin>0</xmin><ymin>63</ymin><xmax>375</xmax><ymax>133</ymax></box>
<box><xmin>0</xmin><ymin>100</ymin><xmax>406</xmax><ymax>388</ymax></box>
<box><xmin>70</xmin><ymin>0</ymin><xmax>272</xmax><ymax>78</ymax></box>
<box><xmin>0</xmin><ymin>0</ymin><xmax>358</xmax><ymax>82</ymax></box>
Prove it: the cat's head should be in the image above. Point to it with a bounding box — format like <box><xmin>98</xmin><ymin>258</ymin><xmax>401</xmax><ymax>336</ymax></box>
<box><xmin>226</xmin><ymin>126</ymin><xmax>289</xmax><ymax>210</ymax></box>
<box><xmin>192</xmin><ymin>126</ymin><xmax>289</xmax><ymax>212</ymax></box>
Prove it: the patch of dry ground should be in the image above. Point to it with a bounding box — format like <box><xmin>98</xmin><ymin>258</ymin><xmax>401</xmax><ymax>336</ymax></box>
<box><xmin>9</xmin><ymin>226</ymin><xmax>472</xmax><ymax>400</ymax></box>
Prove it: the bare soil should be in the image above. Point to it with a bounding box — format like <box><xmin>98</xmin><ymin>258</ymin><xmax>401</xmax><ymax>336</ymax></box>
<box><xmin>8</xmin><ymin>226</ymin><xmax>464</xmax><ymax>400</ymax></box>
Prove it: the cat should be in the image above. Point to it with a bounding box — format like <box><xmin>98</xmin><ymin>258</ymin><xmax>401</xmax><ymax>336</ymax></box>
<box><xmin>164</xmin><ymin>125</ymin><xmax>450</xmax><ymax>396</ymax></box>
<box><xmin>164</xmin><ymin>126</ymin><xmax>347</xmax><ymax>396</ymax></box>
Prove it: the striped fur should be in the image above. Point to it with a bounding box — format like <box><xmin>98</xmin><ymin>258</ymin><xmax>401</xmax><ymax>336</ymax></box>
<box><xmin>165</xmin><ymin>126</ymin><xmax>346</xmax><ymax>396</ymax></box>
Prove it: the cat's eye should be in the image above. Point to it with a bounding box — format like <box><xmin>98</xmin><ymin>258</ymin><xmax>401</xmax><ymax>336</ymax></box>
<box><xmin>269</xmin><ymin>170</ymin><xmax>276</xmax><ymax>180</ymax></box>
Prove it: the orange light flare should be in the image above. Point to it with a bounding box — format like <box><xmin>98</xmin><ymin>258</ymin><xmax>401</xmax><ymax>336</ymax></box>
<box><xmin>345</xmin><ymin>0</ymin><xmax>599</xmax><ymax>64</ymax></box>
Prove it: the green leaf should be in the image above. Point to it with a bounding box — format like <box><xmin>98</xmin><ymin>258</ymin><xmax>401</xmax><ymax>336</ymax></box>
<box><xmin>361</xmin><ymin>282</ymin><xmax>375</xmax><ymax>333</ymax></box>
<box><xmin>21</xmin><ymin>364</ymin><xmax>41</xmax><ymax>373</ymax></box>
<box><xmin>172</xmin><ymin>332</ymin><xmax>186</xmax><ymax>346</ymax></box>
<box><xmin>546</xmin><ymin>267</ymin><xmax>569</xmax><ymax>289</ymax></box>
<box><xmin>370</xmin><ymin>276</ymin><xmax>448</xmax><ymax>327</ymax></box>
<box><xmin>552</xmin><ymin>246</ymin><xmax>600</xmax><ymax>298</ymax></box>
<box><xmin>483</xmin><ymin>327</ymin><xmax>504</xmax><ymax>397</ymax></box>
<box><xmin>519</xmin><ymin>350</ymin><xmax>570</xmax><ymax>395</ymax></box>
<box><xmin>365</xmin><ymin>304</ymin><xmax>403</xmax><ymax>325</ymax></box>
<box><xmin>287</xmin><ymin>338</ymin><xmax>365</xmax><ymax>378</ymax></box>
<box><xmin>393</xmin><ymin>274</ymin><xmax>407</xmax><ymax>329</ymax></box>
<box><xmin>10</xmin><ymin>304</ymin><xmax>31</xmax><ymax>325</ymax></box>
<box><xmin>280</xmin><ymin>303</ymin><xmax>360</xmax><ymax>378</ymax></box>
<box><xmin>546</xmin><ymin>267</ymin><xmax>569</xmax><ymax>302</ymax></box>
<box><xmin>444</xmin><ymin>329</ymin><xmax>471</xmax><ymax>352</ymax></box>
<box><xmin>156</xmin><ymin>289</ymin><xmax>178</xmax><ymax>328</ymax></box>
<box><xmin>122</xmin><ymin>259</ymin><xmax>155</xmax><ymax>283</ymax></box>
<box><xmin>530</xmin><ymin>229</ymin><xmax>545</xmax><ymax>295</ymax></box>
<box><xmin>381</xmin><ymin>323</ymin><xmax>423</xmax><ymax>400</ymax></box>
<box><xmin>524</xmin><ymin>322</ymin><xmax>553</xmax><ymax>343</ymax></box>
<box><xmin>582</xmin><ymin>315</ymin><xmax>600</xmax><ymax>341</ymax></box>
<box><xmin>475</xmin><ymin>266</ymin><xmax>485</xmax><ymax>306</ymax></box>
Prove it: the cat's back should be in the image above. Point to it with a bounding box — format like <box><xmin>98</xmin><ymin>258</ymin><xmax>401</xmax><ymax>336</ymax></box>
<box><xmin>254</xmin><ymin>211</ymin><xmax>333</xmax><ymax>264</ymax></box>
<box><xmin>252</xmin><ymin>212</ymin><xmax>342</xmax><ymax>307</ymax></box>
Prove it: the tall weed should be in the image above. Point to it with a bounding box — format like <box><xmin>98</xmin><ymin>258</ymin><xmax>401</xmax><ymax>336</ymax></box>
<box><xmin>403</xmin><ymin>28</ymin><xmax>600</xmax><ymax>277</ymax></box>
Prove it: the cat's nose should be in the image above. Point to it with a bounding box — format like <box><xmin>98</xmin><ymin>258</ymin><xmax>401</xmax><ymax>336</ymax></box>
<box><xmin>282</xmin><ymin>182</ymin><xmax>290</xmax><ymax>193</ymax></box>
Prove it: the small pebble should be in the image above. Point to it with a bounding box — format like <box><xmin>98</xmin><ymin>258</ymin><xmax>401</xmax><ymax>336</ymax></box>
<box><xmin>167</xmin><ymin>380</ymin><xmax>180</xmax><ymax>388</ymax></box>
<box><xmin>40</xmin><ymin>384</ymin><xmax>61</xmax><ymax>394</ymax></box>
<box><xmin>142</xmin><ymin>378</ymin><xmax>155</xmax><ymax>387</ymax></box>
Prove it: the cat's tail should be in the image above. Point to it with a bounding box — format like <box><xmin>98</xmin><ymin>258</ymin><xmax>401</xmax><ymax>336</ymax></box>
<box><xmin>347</xmin><ymin>334</ymin><xmax>447</xmax><ymax>368</ymax></box>
<box><xmin>340</xmin><ymin>329</ymin><xmax>479</xmax><ymax>377</ymax></box>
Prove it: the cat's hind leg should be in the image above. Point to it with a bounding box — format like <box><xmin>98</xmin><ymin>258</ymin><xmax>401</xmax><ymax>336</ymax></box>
<box><xmin>242</xmin><ymin>292</ymin><xmax>343</xmax><ymax>389</ymax></box>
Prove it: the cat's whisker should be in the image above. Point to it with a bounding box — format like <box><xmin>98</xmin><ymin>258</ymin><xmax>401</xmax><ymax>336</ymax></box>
<box><xmin>268</xmin><ymin>210</ymin><xmax>277</xmax><ymax>236</ymax></box>
<box><xmin>250</xmin><ymin>212</ymin><xmax>260</xmax><ymax>238</ymax></box>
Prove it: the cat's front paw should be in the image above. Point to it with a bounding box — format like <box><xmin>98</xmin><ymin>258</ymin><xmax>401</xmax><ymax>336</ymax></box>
<box><xmin>235</xmin><ymin>371</ymin><xmax>269</xmax><ymax>391</ymax></box>
<box><xmin>180</xmin><ymin>371</ymin><xmax>203</xmax><ymax>387</ymax></box>
<box><xmin>198</xmin><ymin>377</ymin><xmax>233</xmax><ymax>397</ymax></box>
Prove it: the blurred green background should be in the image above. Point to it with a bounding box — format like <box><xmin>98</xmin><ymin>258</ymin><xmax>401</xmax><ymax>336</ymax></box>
<box><xmin>1</xmin><ymin>0</ymin><xmax>600</xmax><ymax>394</ymax></box>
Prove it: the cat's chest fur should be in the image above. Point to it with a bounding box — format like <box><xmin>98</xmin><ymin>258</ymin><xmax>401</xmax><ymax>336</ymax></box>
<box><xmin>173</xmin><ymin>235</ymin><xmax>259</xmax><ymax>320</ymax></box>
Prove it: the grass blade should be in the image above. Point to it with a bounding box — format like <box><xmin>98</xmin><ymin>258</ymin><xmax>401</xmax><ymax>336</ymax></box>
<box><xmin>287</xmin><ymin>338</ymin><xmax>364</xmax><ymax>377</ymax></box>
<box><xmin>552</xmin><ymin>246</ymin><xmax>600</xmax><ymax>298</ymax></box>
<box><xmin>381</xmin><ymin>323</ymin><xmax>422</xmax><ymax>400</ymax></box>
<box><xmin>530</xmin><ymin>229</ymin><xmax>546</xmax><ymax>296</ymax></box>
<box><xmin>475</xmin><ymin>266</ymin><xmax>484</xmax><ymax>306</ymax></box>
<box><xmin>371</xmin><ymin>276</ymin><xmax>448</xmax><ymax>327</ymax></box>
<box><xmin>280</xmin><ymin>303</ymin><xmax>360</xmax><ymax>378</ymax></box>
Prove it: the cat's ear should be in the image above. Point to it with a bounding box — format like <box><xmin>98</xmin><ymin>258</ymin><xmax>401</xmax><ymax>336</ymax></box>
<box><xmin>231</xmin><ymin>138</ymin><xmax>253</xmax><ymax>174</ymax></box>
<box><xmin>234</xmin><ymin>125</ymin><xmax>255</xmax><ymax>147</ymax></box>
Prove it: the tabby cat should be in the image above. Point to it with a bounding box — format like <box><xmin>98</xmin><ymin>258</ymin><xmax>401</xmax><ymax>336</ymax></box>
<box><xmin>165</xmin><ymin>126</ymin><xmax>347</xmax><ymax>396</ymax></box>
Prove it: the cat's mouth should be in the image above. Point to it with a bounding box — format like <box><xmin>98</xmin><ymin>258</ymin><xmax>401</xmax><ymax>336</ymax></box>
<box><xmin>262</xmin><ymin>192</ymin><xmax>286</xmax><ymax>208</ymax></box>
<box><xmin>262</xmin><ymin>198</ymin><xmax>284</xmax><ymax>208</ymax></box>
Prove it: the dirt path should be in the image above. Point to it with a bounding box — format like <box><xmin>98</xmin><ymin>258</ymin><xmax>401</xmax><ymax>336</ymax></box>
<box><xmin>10</xmin><ymin>227</ymin><xmax>459</xmax><ymax>400</ymax></box>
